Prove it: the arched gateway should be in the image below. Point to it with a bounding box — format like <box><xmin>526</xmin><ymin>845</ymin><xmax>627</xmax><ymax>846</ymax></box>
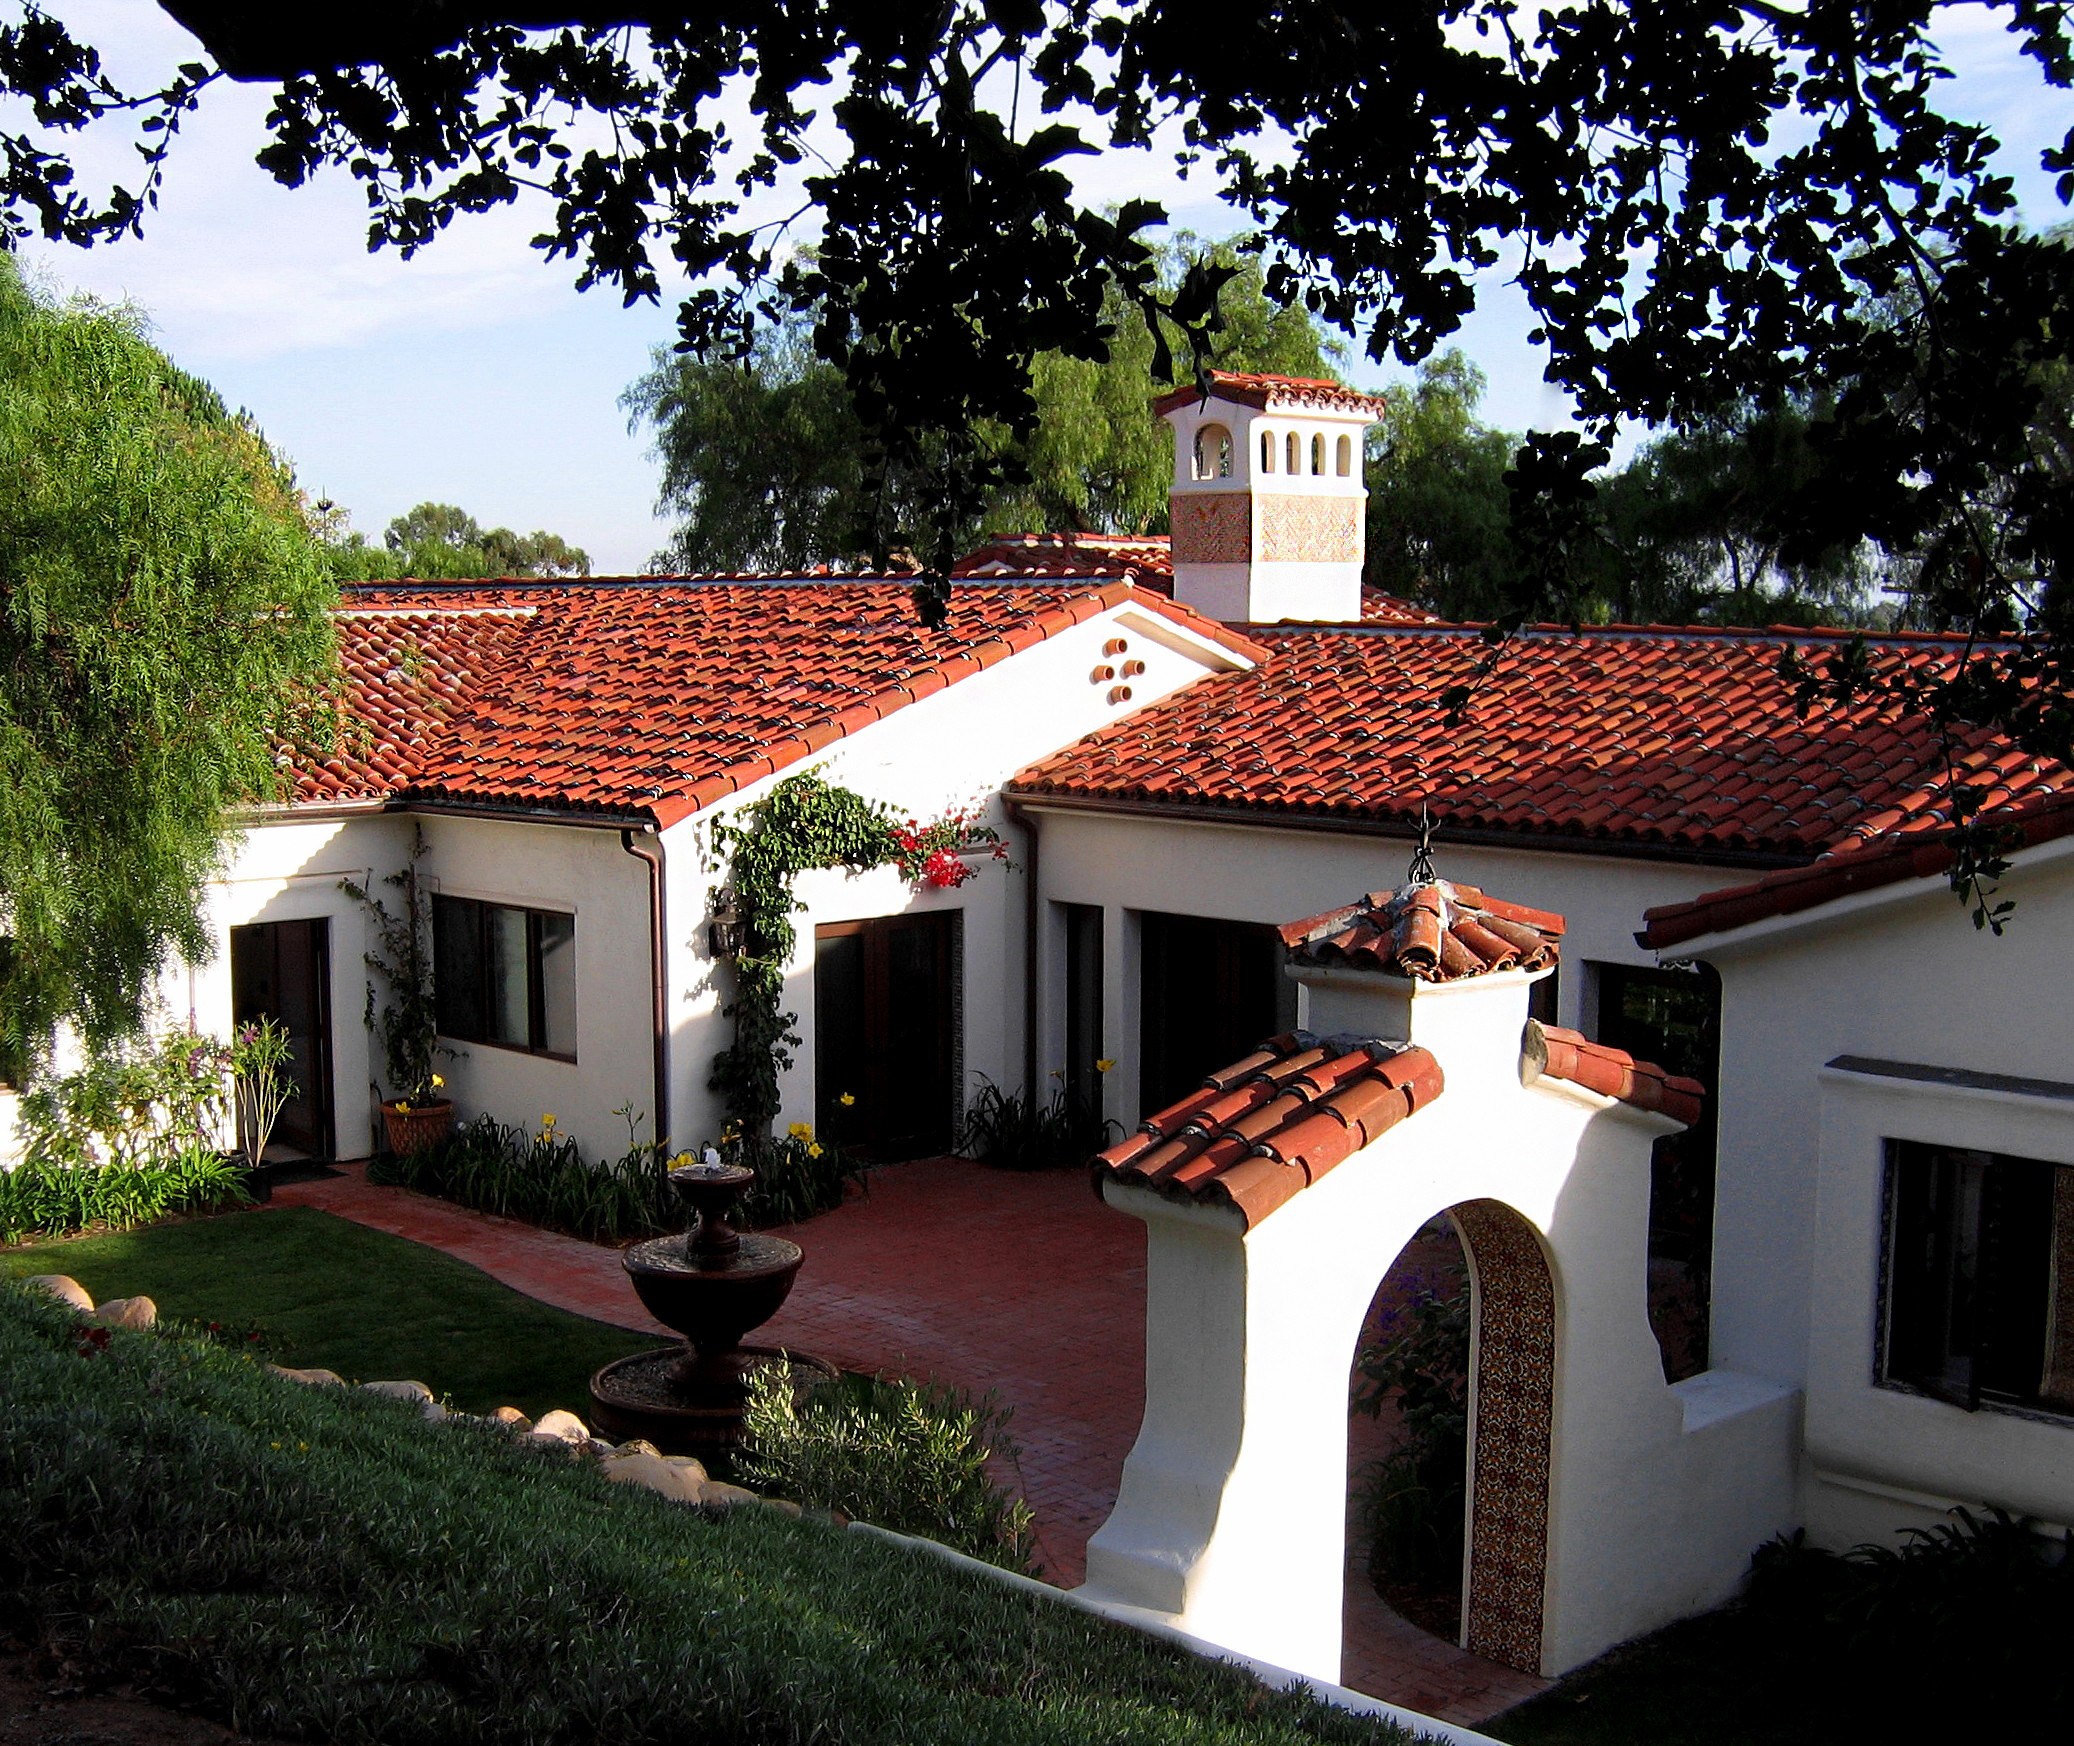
<box><xmin>1075</xmin><ymin>879</ymin><xmax>1800</xmax><ymax>1684</ymax></box>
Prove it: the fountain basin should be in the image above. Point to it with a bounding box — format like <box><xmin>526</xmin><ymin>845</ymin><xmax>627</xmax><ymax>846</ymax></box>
<box><xmin>622</xmin><ymin>1230</ymin><xmax>804</xmax><ymax>1351</ymax></box>
<box><xmin>588</xmin><ymin>1345</ymin><xmax>838</xmax><ymax>1455</ymax></box>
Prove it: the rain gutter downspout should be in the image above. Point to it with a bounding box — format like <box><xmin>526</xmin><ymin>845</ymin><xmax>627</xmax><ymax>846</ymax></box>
<box><xmin>1003</xmin><ymin>796</ymin><xmax>1041</xmax><ymax>1100</ymax></box>
<box><xmin>620</xmin><ymin>827</ymin><xmax>671</xmax><ymax>1152</ymax></box>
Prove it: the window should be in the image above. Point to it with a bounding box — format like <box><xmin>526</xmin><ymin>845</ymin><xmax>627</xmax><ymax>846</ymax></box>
<box><xmin>1310</xmin><ymin>431</ymin><xmax>1326</xmax><ymax>474</ymax></box>
<box><xmin>434</xmin><ymin>894</ymin><xmax>577</xmax><ymax>1058</ymax></box>
<box><xmin>1336</xmin><ymin>433</ymin><xmax>1353</xmax><ymax>476</ymax></box>
<box><xmin>1139</xmin><ymin>912</ymin><xmax>1298</xmax><ymax>1115</ymax></box>
<box><xmin>1192</xmin><ymin>423</ymin><xmax>1233</xmax><ymax>480</ymax></box>
<box><xmin>1285</xmin><ymin>431</ymin><xmax>1300</xmax><ymax>475</ymax></box>
<box><xmin>1593</xmin><ymin>959</ymin><xmax>1721</xmax><ymax>1381</ymax></box>
<box><xmin>1260</xmin><ymin>428</ymin><xmax>1276</xmax><ymax>473</ymax></box>
<box><xmin>1883</xmin><ymin>1140</ymin><xmax>2074</xmax><ymax>1414</ymax></box>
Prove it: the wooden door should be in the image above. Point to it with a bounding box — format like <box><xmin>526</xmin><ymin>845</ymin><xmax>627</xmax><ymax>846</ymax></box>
<box><xmin>815</xmin><ymin>911</ymin><xmax>958</xmax><ymax>1162</ymax></box>
<box><xmin>230</xmin><ymin>918</ymin><xmax>334</xmax><ymax>1158</ymax></box>
<box><xmin>1138</xmin><ymin>912</ymin><xmax>1296</xmax><ymax>1116</ymax></box>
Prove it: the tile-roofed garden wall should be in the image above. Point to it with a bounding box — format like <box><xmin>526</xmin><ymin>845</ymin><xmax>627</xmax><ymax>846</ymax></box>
<box><xmin>1012</xmin><ymin>623</ymin><xmax>2071</xmax><ymax>862</ymax></box>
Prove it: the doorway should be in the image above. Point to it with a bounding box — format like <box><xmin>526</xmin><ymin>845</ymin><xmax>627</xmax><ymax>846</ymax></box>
<box><xmin>814</xmin><ymin>910</ymin><xmax>959</xmax><ymax>1162</ymax></box>
<box><xmin>230</xmin><ymin>917</ymin><xmax>335</xmax><ymax>1159</ymax></box>
<box><xmin>1138</xmin><ymin>912</ymin><xmax>1298</xmax><ymax>1115</ymax></box>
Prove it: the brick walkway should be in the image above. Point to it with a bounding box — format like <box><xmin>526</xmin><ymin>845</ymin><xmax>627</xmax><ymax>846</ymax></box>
<box><xmin>272</xmin><ymin>1158</ymin><xmax>1545</xmax><ymax>1726</ymax></box>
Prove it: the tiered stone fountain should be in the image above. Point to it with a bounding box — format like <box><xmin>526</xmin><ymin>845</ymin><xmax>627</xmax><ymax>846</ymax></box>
<box><xmin>588</xmin><ymin>1160</ymin><xmax>832</xmax><ymax>1455</ymax></box>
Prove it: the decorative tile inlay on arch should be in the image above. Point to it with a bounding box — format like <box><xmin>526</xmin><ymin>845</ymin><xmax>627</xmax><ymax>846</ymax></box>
<box><xmin>1453</xmin><ymin>1197</ymin><xmax>1555</xmax><ymax>1674</ymax></box>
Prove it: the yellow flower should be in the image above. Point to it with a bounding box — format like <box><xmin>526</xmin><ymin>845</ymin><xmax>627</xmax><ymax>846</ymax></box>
<box><xmin>838</xmin><ymin>1092</ymin><xmax>856</xmax><ymax>1107</ymax></box>
<box><xmin>541</xmin><ymin>1113</ymin><xmax>557</xmax><ymax>1127</ymax></box>
<box><xmin>807</xmin><ymin>1143</ymin><xmax>823</xmax><ymax>1158</ymax></box>
<box><xmin>671</xmin><ymin>1152</ymin><xmax>693</xmax><ymax>1168</ymax></box>
<box><xmin>1096</xmin><ymin>1058</ymin><xmax>1116</xmax><ymax>1073</ymax></box>
<box><xmin>271</xmin><ymin>1441</ymin><xmax>282</xmax><ymax>1450</ymax></box>
<box><xmin>788</xmin><ymin>1121</ymin><xmax>813</xmax><ymax>1140</ymax></box>
<box><xmin>430</xmin><ymin>1074</ymin><xmax>445</xmax><ymax>1088</ymax></box>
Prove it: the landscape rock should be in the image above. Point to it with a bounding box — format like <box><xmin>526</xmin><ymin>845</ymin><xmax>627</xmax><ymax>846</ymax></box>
<box><xmin>531</xmin><ymin>1408</ymin><xmax>588</xmax><ymax>1443</ymax></box>
<box><xmin>18</xmin><ymin>1275</ymin><xmax>92</xmax><ymax>1313</ymax></box>
<box><xmin>600</xmin><ymin>1446</ymin><xmax>705</xmax><ymax>1504</ymax></box>
<box><xmin>489</xmin><ymin>1406</ymin><xmax>532</xmax><ymax>1430</ymax></box>
<box><xmin>96</xmin><ymin>1296</ymin><xmax>157</xmax><ymax>1332</ymax></box>
<box><xmin>664</xmin><ymin>1454</ymin><xmax>709</xmax><ymax>1484</ymax></box>
<box><xmin>696</xmin><ymin>1481</ymin><xmax>761</xmax><ymax>1510</ymax></box>
<box><xmin>361</xmin><ymin>1380</ymin><xmax>433</xmax><ymax>1403</ymax></box>
<box><xmin>267</xmin><ymin>1364</ymin><xmax>346</xmax><ymax>1387</ymax></box>
<box><xmin>760</xmin><ymin>1498</ymin><xmax>805</xmax><ymax>1519</ymax></box>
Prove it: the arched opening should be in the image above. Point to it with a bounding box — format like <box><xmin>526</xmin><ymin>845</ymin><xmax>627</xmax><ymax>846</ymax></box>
<box><xmin>1192</xmin><ymin>423</ymin><xmax>1233</xmax><ymax>481</ymax></box>
<box><xmin>1285</xmin><ymin>431</ymin><xmax>1301</xmax><ymax>475</ymax></box>
<box><xmin>1344</xmin><ymin>1199</ymin><xmax>1553</xmax><ymax>1680</ymax></box>
<box><xmin>1336</xmin><ymin>433</ymin><xmax>1353</xmax><ymax>476</ymax></box>
<box><xmin>1311</xmin><ymin>431</ymin><xmax>1326</xmax><ymax>474</ymax></box>
<box><xmin>1259</xmin><ymin>428</ymin><xmax>1276</xmax><ymax>473</ymax></box>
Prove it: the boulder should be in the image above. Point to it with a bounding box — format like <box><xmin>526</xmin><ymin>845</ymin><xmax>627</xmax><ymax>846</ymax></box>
<box><xmin>361</xmin><ymin>1379</ymin><xmax>433</xmax><ymax>1403</ymax></box>
<box><xmin>96</xmin><ymin>1296</ymin><xmax>157</xmax><ymax>1332</ymax></box>
<box><xmin>760</xmin><ymin>1498</ymin><xmax>805</xmax><ymax>1519</ymax></box>
<box><xmin>696</xmin><ymin>1481</ymin><xmax>761</xmax><ymax>1510</ymax></box>
<box><xmin>665</xmin><ymin>1454</ymin><xmax>709</xmax><ymax>1484</ymax></box>
<box><xmin>18</xmin><ymin>1275</ymin><xmax>92</xmax><ymax>1314</ymax></box>
<box><xmin>600</xmin><ymin>1446</ymin><xmax>705</xmax><ymax>1504</ymax></box>
<box><xmin>531</xmin><ymin>1408</ymin><xmax>588</xmax><ymax>1444</ymax></box>
<box><xmin>489</xmin><ymin>1406</ymin><xmax>533</xmax><ymax>1430</ymax></box>
<box><xmin>267</xmin><ymin>1364</ymin><xmax>346</xmax><ymax>1387</ymax></box>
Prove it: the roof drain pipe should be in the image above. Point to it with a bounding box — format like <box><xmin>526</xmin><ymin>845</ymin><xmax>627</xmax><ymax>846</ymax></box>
<box><xmin>1003</xmin><ymin>797</ymin><xmax>1041</xmax><ymax>1102</ymax></box>
<box><xmin>621</xmin><ymin>827</ymin><xmax>671</xmax><ymax>1155</ymax></box>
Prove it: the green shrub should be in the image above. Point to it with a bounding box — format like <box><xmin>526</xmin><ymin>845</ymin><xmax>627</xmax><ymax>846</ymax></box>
<box><xmin>738</xmin><ymin>1367</ymin><xmax>1037</xmax><ymax>1571</ymax></box>
<box><xmin>1350</xmin><ymin>1259</ymin><xmax>1470</xmax><ymax>1611</ymax></box>
<box><xmin>375</xmin><ymin>1111</ymin><xmax>862</xmax><ymax>1242</ymax></box>
<box><xmin>958</xmin><ymin>1078</ymin><xmax>1116</xmax><ymax>1170</ymax></box>
<box><xmin>0</xmin><ymin>1147</ymin><xmax>249</xmax><ymax>1244</ymax></box>
<box><xmin>0</xmin><ymin>1281</ymin><xmax>1408</xmax><ymax>1746</ymax></box>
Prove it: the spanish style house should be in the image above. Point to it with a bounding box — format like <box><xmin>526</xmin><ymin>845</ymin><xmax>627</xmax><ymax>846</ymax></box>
<box><xmin>170</xmin><ymin>372</ymin><xmax>2074</xmax><ymax>1683</ymax></box>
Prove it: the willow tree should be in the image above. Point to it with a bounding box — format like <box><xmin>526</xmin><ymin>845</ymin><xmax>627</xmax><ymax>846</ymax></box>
<box><xmin>0</xmin><ymin>258</ymin><xmax>338</xmax><ymax>1078</ymax></box>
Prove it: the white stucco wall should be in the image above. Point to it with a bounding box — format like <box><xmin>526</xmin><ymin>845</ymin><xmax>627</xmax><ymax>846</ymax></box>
<box><xmin>188</xmin><ymin>812</ymin><xmax>408</xmax><ymax>1161</ymax></box>
<box><xmin>1023</xmin><ymin>806</ymin><xmax>1748</xmax><ymax>1135</ymax></box>
<box><xmin>1082</xmin><ymin>966</ymin><xmax>1801</xmax><ymax>1682</ymax></box>
<box><xmin>1669</xmin><ymin>839</ymin><xmax>2074</xmax><ymax>1545</ymax></box>
<box><xmin>655</xmin><ymin>599</ymin><xmax>1251</xmax><ymax>1151</ymax></box>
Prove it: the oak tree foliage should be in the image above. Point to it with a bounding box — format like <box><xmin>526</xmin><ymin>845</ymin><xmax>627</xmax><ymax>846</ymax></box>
<box><xmin>0</xmin><ymin>256</ymin><xmax>338</xmax><ymax>1076</ymax></box>
<box><xmin>6</xmin><ymin>0</ymin><xmax>2072</xmax><ymax>910</ymax></box>
<box><xmin>324</xmin><ymin>501</ymin><xmax>592</xmax><ymax>581</ymax></box>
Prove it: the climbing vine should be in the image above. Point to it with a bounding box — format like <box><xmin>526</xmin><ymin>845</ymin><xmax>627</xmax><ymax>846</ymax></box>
<box><xmin>707</xmin><ymin>773</ymin><xmax>1004</xmax><ymax>1148</ymax></box>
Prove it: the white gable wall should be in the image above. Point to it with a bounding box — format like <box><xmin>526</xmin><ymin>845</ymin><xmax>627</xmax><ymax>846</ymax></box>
<box><xmin>1665</xmin><ymin>840</ymin><xmax>2074</xmax><ymax>1546</ymax></box>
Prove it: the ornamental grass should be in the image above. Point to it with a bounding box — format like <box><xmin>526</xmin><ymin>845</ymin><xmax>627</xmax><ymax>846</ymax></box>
<box><xmin>0</xmin><ymin>1282</ymin><xmax>1410</xmax><ymax>1746</ymax></box>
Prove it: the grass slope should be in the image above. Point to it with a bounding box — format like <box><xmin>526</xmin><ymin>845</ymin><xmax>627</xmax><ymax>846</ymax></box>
<box><xmin>0</xmin><ymin>1284</ymin><xmax>1412</xmax><ymax>1746</ymax></box>
<box><xmin>0</xmin><ymin>1208</ymin><xmax>651</xmax><ymax>1418</ymax></box>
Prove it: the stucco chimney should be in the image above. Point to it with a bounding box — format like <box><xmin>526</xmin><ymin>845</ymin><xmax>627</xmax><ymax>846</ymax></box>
<box><xmin>1155</xmin><ymin>371</ymin><xmax>1386</xmax><ymax>624</ymax></box>
<box><xmin>1278</xmin><ymin>879</ymin><xmax>1563</xmax><ymax>1095</ymax></box>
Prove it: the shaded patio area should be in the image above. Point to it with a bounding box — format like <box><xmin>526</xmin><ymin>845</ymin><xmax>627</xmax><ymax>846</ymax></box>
<box><xmin>273</xmin><ymin>1155</ymin><xmax>1545</xmax><ymax>1726</ymax></box>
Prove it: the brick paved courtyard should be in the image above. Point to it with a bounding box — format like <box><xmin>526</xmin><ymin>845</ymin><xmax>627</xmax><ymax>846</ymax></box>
<box><xmin>274</xmin><ymin>1156</ymin><xmax>1546</xmax><ymax>1726</ymax></box>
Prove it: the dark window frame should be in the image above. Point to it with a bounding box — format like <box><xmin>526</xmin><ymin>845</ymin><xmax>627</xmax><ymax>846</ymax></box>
<box><xmin>433</xmin><ymin>893</ymin><xmax>578</xmax><ymax>1062</ymax></box>
<box><xmin>1877</xmin><ymin>1137</ymin><xmax>2073</xmax><ymax>1420</ymax></box>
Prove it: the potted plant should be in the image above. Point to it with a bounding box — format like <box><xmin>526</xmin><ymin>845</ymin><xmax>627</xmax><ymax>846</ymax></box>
<box><xmin>340</xmin><ymin>825</ymin><xmax>455</xmax><ymax>1155</ymax></box>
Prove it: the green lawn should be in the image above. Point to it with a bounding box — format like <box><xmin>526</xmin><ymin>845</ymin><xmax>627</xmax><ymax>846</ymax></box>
<box><xmin>0</xmin><ymin>1206</ymin><xmax>654</xmax><ymax>1419</ymax></box>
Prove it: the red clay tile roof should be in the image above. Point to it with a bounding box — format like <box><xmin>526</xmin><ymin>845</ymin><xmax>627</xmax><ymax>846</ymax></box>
<box><xmin>1152</xmin><ymin>371</ymin><xmax>1389</xmax><ymax>419</ymax></box>
<box><xmin>954</xmin><ymin>535</ymin><xmax>1440</xmax><ymax>626</ymax></box>
<box><xmin>288</xmin><ymin>577</ymin><xmax>1257</xmax><ymax>826</ymax></box>
<box><xmin>1280</xmin><ymin>880</ymin><xmax>1565</xmax><ymax>981</ymax></box>
<box><xmin>1009</xmin><ymin>623</ymin><xmax>2072</xmax><ymax>863</ymax></box>
<box><xmin>1095</xmin><ymin>1031</ymin><xmax>1444</xmax><ymax>1228</ymax></box>
<box><xmin>299</xmin><ymin>605</ymin><xmax>539</xmax><ymax>805</ymax></box>
<box><xmin>953</xmin><ymin>532</ymin><xmax>1175</xmax><ymax>581</ymax></box>
<box><xmin>1637</xmin><ymin>787</ymin><xmax>2074</xmax><ymax>949</ymax></box>
<box><xmin>1521</xmin><ymin>1021</ymin><xmax>1706</xmax><ymax>1125</ymax></box>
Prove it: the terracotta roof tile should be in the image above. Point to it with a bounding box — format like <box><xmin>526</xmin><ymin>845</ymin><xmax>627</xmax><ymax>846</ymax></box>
<box><xmin>1010</xmin><ymin>623</ymin><xmax>2072</xmax><ymax>861</ymax></box>
<box><xmin>1521</xmin><ymin>1021</ymin><xmax>1705</xmax><ymax>1125</ymax></box>
<box><xmin>1151</xmin><ymin>371</ymin><xmax>1389</xmax><ymax>419</ymax></box>
<box><xmin>1637</xmin><ymin>787</ymin><xmax>2074</xmax><ymax>949</ymax></box>
<box><xmin>284</xmin><ymin>576</ymin><xmax>1246</xmax><ymax>825</ymax></box>
<box><xmin>1095</xmin><ymin>1030</ymin><xmax>1443</xmax><ymax>1229</ymax></box>
<box><xmin>1280</xmin><ymin>879</ymin><xmax>1565</xmax><ymax>981</ymax></box>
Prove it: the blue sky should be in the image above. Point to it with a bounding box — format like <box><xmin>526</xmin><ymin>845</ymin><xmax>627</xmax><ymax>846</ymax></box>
<box><xmin>16</xmin><ymin>3</ymin><xmax>2070</xmax><ymax>574</ymax></box>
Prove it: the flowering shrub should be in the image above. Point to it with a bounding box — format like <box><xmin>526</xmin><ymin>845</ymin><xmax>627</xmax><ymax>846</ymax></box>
<box><xmin>887</xmin><ymin>808</ymin><xmax>1008</xmax><ymax>890</ymax></box>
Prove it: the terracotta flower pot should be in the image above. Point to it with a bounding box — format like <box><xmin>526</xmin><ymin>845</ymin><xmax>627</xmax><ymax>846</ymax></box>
<box><xmin>382</xmin><ymin>1098</ymin><xmax>454</xmax><ymax>1156</ymax></box>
